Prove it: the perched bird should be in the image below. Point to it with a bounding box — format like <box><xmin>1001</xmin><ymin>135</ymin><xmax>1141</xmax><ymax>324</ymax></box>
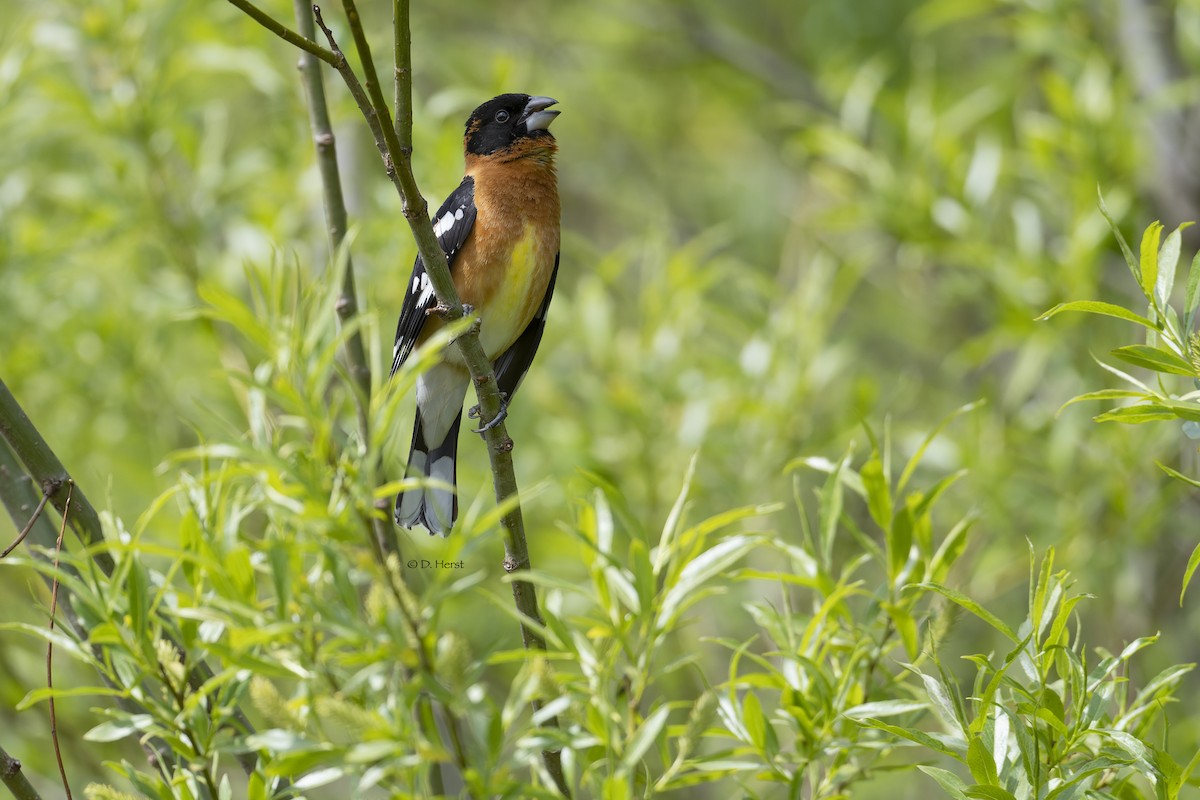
<box><xmin>390</xmin><ymin>93</ymin><xmax>562</xmax><ymax>535</ymax></box>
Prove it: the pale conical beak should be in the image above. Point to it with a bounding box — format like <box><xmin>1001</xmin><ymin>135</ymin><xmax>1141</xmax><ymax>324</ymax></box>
<box><xmin>522</xmin><ymin>96</ymin><xmax>560</xmax><ymax>132</ymax></box>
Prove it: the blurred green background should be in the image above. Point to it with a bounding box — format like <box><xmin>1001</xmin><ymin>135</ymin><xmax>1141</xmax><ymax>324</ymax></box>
<box><xmin>3</xmin><ymin>0</ymin><xmax>1200</xmax><ymax>794</ymax></box>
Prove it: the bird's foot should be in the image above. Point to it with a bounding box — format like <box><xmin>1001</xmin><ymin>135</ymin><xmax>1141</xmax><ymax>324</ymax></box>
<box><xmin>469</xmin><ymin>392</ymin><xmax>509</xmax><ymax>433</ymax></box>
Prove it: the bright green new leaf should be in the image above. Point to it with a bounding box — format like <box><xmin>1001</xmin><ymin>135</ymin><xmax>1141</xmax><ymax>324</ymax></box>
<box><xmin>1186</xmin><ymin>249</ymin><xmax>1200</xmax><ymax>320</ymax></box>
<box><xmin>911</xmin><ymin>583</ymin><xmax>1019</xmax><ymax>642</ymax></box>
<box><xmin>965</xmin><ymin>786</ymin><xmax>1018</xmax><ymax>800</ymax></box>
<box><xmin>918</xmin><ymin>766</ymin><xmax>971</xmax><ymax>800</ymax></box>
<box><xmin>1182</xmin><ymin>544</ymin><xmax>1200</xmax><ymax>606</ymax></box>
<box><xmin>623</xmin><ymin>704</ymin><xmax>670</xmax><ymax>769</ymax></box>
<box><xmin>1098</xmin><ymin>189</ymin><xmax>1141</xmax><ymax>283</ymax></box>
<box><xmin>861</xmin><ymin>454</ymin><xmax>893</xmax><ymax>531</ymax></box>
<box><xmin>1092</xmin><ymin>404</ymin><xmax>1178</xmax><ymax>424</ymax></box>
<box><xmin>1110</xmin><ymin>345</ymin><xmax>1196</xmax><ymax>376</ymax></box>
<box><xmin>969</xmin><ymin>738</ymin><xmax>998</xmax><ymax>786</ymax></box>
<box><xmin>1037</xmin><ymin>301</ymin><xmax>1158</xmax><ymax>331</ymax></box>
<box><xmin>1155</xmin><ymin>222</ymin><xmax>1192</xmax><ymax>309</ymax></box>
<box><xmin>1139</xmin><ymin>221</ymin><xmax>1163</xmax><ymax>301</ymax></box>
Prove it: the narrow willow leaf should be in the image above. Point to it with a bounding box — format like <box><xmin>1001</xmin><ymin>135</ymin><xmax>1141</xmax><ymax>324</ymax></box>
<box><xmin>861</xmin><ymin>454</ymin><xmax>892</xmax><ymax>531</ymax></box>
<box><xmin>1139</xmin><ymin>221</ymin><xmax>1163</xmax><ymax>301</ymax></box>
<box><xmin>1056</xmin><ymin>389</ymin><xmax>1148</xmax><ymax>416</ymax></box>
<box><xmin>911</xmin><ymin>582</ymin><xmax>1019</xmax><ymax>642</ymax></box>
<box><xmin>1037</xmin><ymin>301</ymin><xmax>1157</xmax><ymax>331</ymax></box>
<box><xmin>623</xmin><ymin>705</ymin><xmax>670</xmax><ymax>769</ymax></box>
<box><xmin>741</xmin><ymin>692</ymin><xmax>767</xmax><ymax>750</ymax></box>
<box><xmin>965</xmin><ymin>786</ymin><xmax>1018</xmax><ymax>800</ymax></box>
<box><xmin>656</xmin><ymin>535</ymin><xmax>757</xmax><ymax>630</ymax></box>
<box><xmin>1186</xmin><ymin>249</ymin><xmax>1200</xmax><ymax>320</ymax></box>
<box><xmin>856</xmin><ymin>718</ymin><xmax>963</xmax><ymax>760</ymax></box>
<box><xmin>968</xmin><ymin>735</ymin><xmax>1000</xmax><ymax>786</ymax></box>
<box><xmin>918</xmin><ymin>766</ymin><xmax>971</xmax><ymax>800</ymax></box>
<box><xmin>1156</xmin><ymin>223</ymin><xmax>1192</xmax><ymax>309</ymax></box>
<box><xmin>843</xmin><ymin>700</ymin><xmax>927</xmax><ymax>719</ymax></box>
<box><xmin>1097</xmin><ymin>189</ymin><xmax>1140</xmax><ymax>284</ymax></box>
<box><xmin>1110</xmin><ymin>345</ymin><xmax>1196</xmax><ymax>376</ymax></box>
<box><xmin>1092</xmin><ymin>405</ymin><xmax>1178</xmax><ymax>424</ymax></box>
<box><xmin>1180</xmin><ymin>544</ymin><xmax>1200</xmax><ymax>606</ymax></box>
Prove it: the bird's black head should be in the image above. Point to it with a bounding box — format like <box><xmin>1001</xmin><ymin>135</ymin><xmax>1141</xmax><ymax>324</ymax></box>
<box><xmin>464</xmin><ymin>94</ymin><xmax>560</xmax><ymax>157</ymax></box>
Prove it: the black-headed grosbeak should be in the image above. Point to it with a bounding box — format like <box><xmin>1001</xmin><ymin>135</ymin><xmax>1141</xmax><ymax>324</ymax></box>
<box><xmin>390</xmin><ymin>93</ymin><xmax>561</xmax><ymax>535</ymax></box>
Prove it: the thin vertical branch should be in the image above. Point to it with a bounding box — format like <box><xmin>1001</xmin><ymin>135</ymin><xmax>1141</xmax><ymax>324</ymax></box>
<box><xmin>292</xmin><ymin>0</ymin><xmax>393</xmax><ymax>556</ymax></box>
<box><xmin>392</xmin><ymin>0</ymin><xmax>411</xmax><ymax>146</ymax></box>
<box><xmin>47</xmin><ymin>483</ymin><xmax>74</xmax><ymax>800</ymax></box>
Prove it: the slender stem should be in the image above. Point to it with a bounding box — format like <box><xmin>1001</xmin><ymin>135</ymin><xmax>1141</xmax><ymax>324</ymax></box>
<box><xmin>292</xmin><ymin>0</ymin><xmax>392</xmax><ymax>555</ymax></box>
<box><xmin>226</xmin><ymin>0</ymin><xmax>338</xmax><ymax>65</ymax></box>
<box><xmin>0</xmin><ymin>743</ymin><xmax>42</xmax><ymax>800</ymax></box>
<box><xmin>47</xmin><ymin>482</ymin><xmax>74</xmax><ymax>800</ymax></box>
<box><xmin>392</xmin><ymin>0</ymin><xmax>411</xmax><ymax>145</ymax></box>
<box><xmin>1</xmin><ymin>490</ymin><xmax>50</xmax><ymax>558</ymax></box>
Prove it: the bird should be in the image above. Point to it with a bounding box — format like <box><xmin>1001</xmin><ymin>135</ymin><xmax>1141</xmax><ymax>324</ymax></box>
<box><xmin>390</xmin><ymin>93</ymin><xmax>561</xmax><ymax>535</ymax></box>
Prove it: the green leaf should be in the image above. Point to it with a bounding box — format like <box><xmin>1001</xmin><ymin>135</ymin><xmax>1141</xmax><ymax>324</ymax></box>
<box><xmin>884</xmin><ymin>602</ymin><xmax>921</xmax><ymax>661</ymax></box>
<box><xmin>1056</xmin><ymin>389</ymin><xmax>1148</xmax><ymax>416</ymax></box>
<box><xmin>17</xmin><ymin>685</ymin><xmax>127</xmax><ymax>710</ymax></box>
<box><xmin>861</xmin><ymin>454</ymin><xmax>893</xmax><ymax>531</ymax></box>
<box><xmin>911</xmin><ymin>582</ymin><xmax>1019</xmax><ymax>642</ymax></box>
<box><xmin>1186</xmin><ymin>249</ymin><xmax>1200</xmax><ymax>321</ymax></box>
<box><xmin>1139</xmin><ymin>221</ymin><xmax>1164</xmax><ymax>301</ymax></box>
<box><xmin>1110</xmin><ymin>345</ymin><xmax>1196</xmax><ymax>376</ymax></box>
<box><xmin>623</xmin><ymin>704</ymin><xmax>669</xmax><ymax>769</ymax></box>
<box><xmin>897</xmin><ymin>400</ymin><xmax>981</xmax><ymax>495</ymax></box>
<box><xmin>741</xmin><ymin>692</ymin><xmax>767</xmax><ymax>751</ymax></box>
<box><xmin>1098</xmin><ymin>189</ymin><xmax>1141</xmax><ymax>284</ymax></box>
<box><xmin>1092</xmin><ymin>404</ymin><xmax>1178</xmax><ymax>424</ymax></box>
<box><xmin>1156</xmin><ymin>223</ymin><xmax>1192</xmax><ymax>309</ymax></box>
<box><xmin>918</xmin><ymin>766</ymin><xmax>971</xmax><ymax>800</ymax></box>
<box><xmin>843</xmin><ymin>700</ymin><xmax>928</xmax><ymax>719</ymax></box>
<box><xmin>1158</xmin><ymin>461</ymin><xmax>1200</xmax><ymax>489</ymax></box>
<box><xmin>84</xmin><ymin>720</ymin><xmax>143</xmax><ymax>742</ymax></box>
<box><xmin>965</xmin><ymin>786</ymin><xmax>1018</xmax><ymax>800</ymax></box>
<box><xmin>1181</xmin><ymin>543</ymin><xmax>1200</xmax><ymax>606</ymax></box>
<box><xmin>1037</xmin><ymin>301</ymin><xmax>1158</xmax><ymax>331</ymax></box>
<box><xmin>656</xmin><ymin>535</ymin><xmax>757</xmax><ymax>630</ymax></box>
<box><xmin>856</xmin><ymin>717</ymin><xmax>963</xmax><ymax>760</ymax></box>
<box><xmin>888</xmin><ymin>507</ymin><xmax>914</xmax><ymax>585</ymax></box>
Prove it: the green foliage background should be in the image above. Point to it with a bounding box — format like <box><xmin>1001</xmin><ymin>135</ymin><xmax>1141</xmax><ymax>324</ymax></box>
<box><xmin>2</xmin><ymin>0</ymin><xmax>1200</xmax><ymax>797</ymax></box>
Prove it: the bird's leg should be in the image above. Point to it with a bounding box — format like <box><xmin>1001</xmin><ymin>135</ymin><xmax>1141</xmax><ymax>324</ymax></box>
<box><xmin>469</xmin><ymin>392</ymin><xmax>509</xmax><ymax>433</ymax></box>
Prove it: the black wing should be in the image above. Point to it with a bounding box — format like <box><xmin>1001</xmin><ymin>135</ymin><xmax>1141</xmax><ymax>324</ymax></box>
<box><xmin>390</xmin><ymin>177</ymin><xmax>478</xmax><ymax>376</ymax></box>
<box><xmin>493</xmin><ymin>253</ymin><xmax>560</xmax><ymax>399</ymax></box>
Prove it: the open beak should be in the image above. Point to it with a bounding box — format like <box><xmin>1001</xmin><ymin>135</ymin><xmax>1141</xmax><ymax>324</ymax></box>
<box><xmin>521</xmin><ymin>96</ymin><xmax>560</xmax><ymax>132</ymax></box>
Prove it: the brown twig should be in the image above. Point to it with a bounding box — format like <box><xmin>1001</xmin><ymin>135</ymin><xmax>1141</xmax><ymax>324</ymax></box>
<box><xmin>226</xmin><ymin>0</ymin><xmax>338</xmax><ymax>65</ymax></box>
<box><xmin>1</xmin><ymin>491</ymin><xmax>50</xmax><ymax>558</ymax></box>
<box><xmin>47</xmin><ymin>481</ymin><xmax>74</xmax><ymax>800</ymax></box>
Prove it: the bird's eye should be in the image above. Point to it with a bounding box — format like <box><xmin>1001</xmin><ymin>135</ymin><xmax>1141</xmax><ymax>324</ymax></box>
<box><xmin>494</xmin><ymin>110</ymin><xmax>510</xmax><ymax>123</ymax></box>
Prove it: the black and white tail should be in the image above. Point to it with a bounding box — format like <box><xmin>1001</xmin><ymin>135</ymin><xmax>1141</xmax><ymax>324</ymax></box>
<box><xmin>395</xmin><ymin>409</ymin><xmax>461</xmax><ymax>536</ymax></box>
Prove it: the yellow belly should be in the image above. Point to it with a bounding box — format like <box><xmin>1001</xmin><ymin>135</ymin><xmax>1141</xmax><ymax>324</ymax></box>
<box><xmin>450</xmin><ymin>224</ymin><xmax>552</xmax><ymax>363</ymax></box>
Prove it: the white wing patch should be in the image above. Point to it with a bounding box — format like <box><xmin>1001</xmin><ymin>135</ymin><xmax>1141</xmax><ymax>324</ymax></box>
<box><xmin>417</xmin><ymin>272</ymin><xmax>435</xmax><ymax>307</ymax></box>
<box><xmin>433</xmin><ymin>209</ymin><xmax>456</xmax><ymax>237</ymax></box>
